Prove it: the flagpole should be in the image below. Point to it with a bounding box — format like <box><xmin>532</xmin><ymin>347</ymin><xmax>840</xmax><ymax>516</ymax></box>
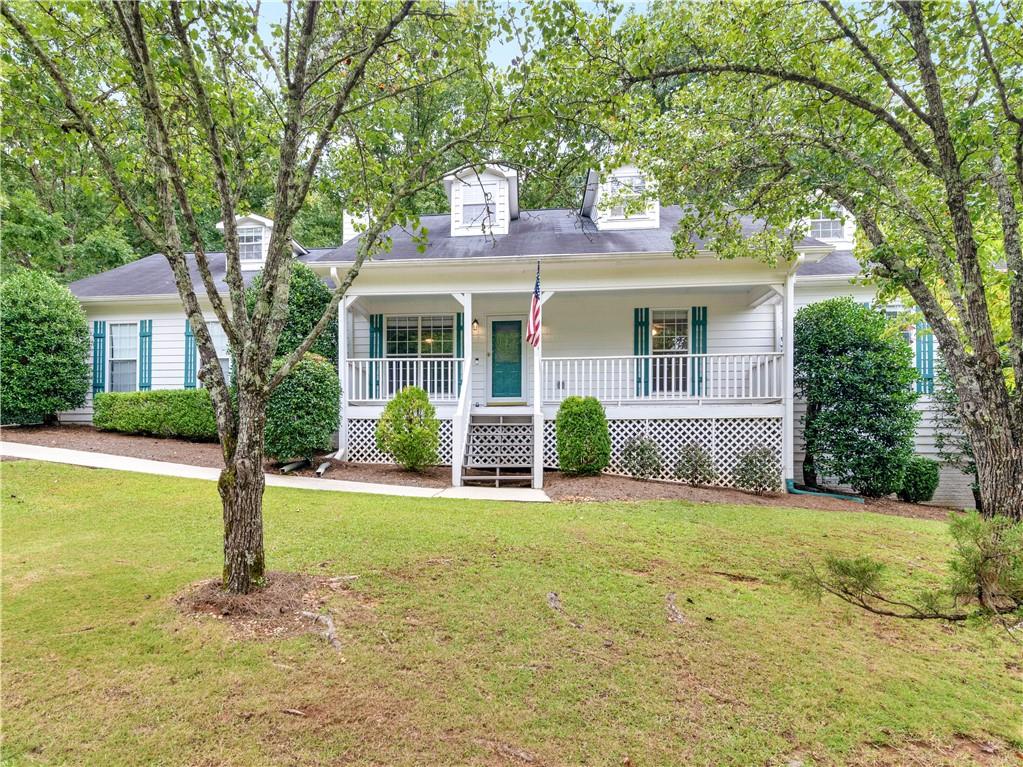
<box><xmin>532</xmin><ymin>259</ymin><xmax>543</xmax><ymax>489</ymax></box>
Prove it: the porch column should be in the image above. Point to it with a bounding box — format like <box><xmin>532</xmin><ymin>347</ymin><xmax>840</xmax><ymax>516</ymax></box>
<box><xmin>335</xmin><ymin>294</ymin><xmax>353</xmax><ymax>461</ymax></box>
<box><xmin>452</xmin><ymin>292</ymin><xmax>472</xmax><ymax>486</ymax></box>
<box><xmin>782</xmin><ymin>273</ymin><xmax>795</xmax><ymax>483</ymax></box>
<box><xmin>533</xmin><ymin>290</ymin><xmax>554</xmax><ymax>489</ymax></box>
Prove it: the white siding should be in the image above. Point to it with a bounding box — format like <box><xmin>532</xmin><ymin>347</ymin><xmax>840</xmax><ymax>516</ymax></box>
<box><xmin>59</xmin><ymin>302</ymin><xmax>217</xmax><ymax>424</ymax></box>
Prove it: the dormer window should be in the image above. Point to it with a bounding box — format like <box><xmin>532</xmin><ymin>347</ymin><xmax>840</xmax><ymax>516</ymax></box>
<box><xmin>583</xmin><ymin>165</ymin><xmax>660</xmax><ymax>231</ymax></box>
<box><xmin>462</xmin><ymin>183</ymin><xmax>497</xmax><ymax>229</ymax></box>
<box><xmin>808</xmin><ymin>217</ymin><xmax>844</xmax><ymax>239</ymax></box>
<box><xmin>238</xmin><ymin>226</ymin><xmax>263</xmax><ymax>262</ymax></box>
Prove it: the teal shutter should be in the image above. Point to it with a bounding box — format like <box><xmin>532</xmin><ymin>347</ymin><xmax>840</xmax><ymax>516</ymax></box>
<box><xmin>455</xmin><ymin>312</ymin><xmax>464</xmax><ymax>388</ymax></box>
<box><xmin>92</xmin><ymin>321</ymin><xmax>106</xmax><ymax>395</ymax></box>
<box><xmin>183</xmin><ymin>320</ymin><xmax>197</xmax><ymax>389</ymax></box>
<box><xmin>633</xmin><ymin>308</ymin><xmax>650</xmax><ymax>396</ymax></box>
<box><xmin>138</xmin><ymin>320</ymin><xmax>153</xmax><ymax>391</ymax></box>
<box><xmin>916</xmin><ymin>322</ymin><xmax>934</xmax><ymax>394</ymax></box>
<box><xmin>369</xmin><ymin>314</ymin><xmax>383</xmax><ymax>398</ymax></box>
<box><xmin>690</xmin><ymin>306</ymin><xmax>708</xmax><ymax>396</ymax></box>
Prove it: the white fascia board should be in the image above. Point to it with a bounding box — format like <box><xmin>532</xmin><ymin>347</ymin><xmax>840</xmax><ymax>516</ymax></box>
<box><xmin>794</xmin><ymin>273</ymin><xmax>868</xmax><ymax>285</ymax></box>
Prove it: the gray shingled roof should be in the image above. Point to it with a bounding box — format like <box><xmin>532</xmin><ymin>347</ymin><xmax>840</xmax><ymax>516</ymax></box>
<box><xmin>795</xmin><ymin>249</ymin><xmax>861</xmax><ymax>277</ymax></box>
<box><xmin>306</xmin><ymin>206</ymin><xmax>827</xmax><ymax>263</ymax></box>
<box><xmin>68</xmin><ymin>206</ymin><xmax>845</xmax><ymax>300</ymax></box>
<box><xmin>68</xmin><ymin>248</ymin><xmax>336</xmax><ymax>299</ymax></box>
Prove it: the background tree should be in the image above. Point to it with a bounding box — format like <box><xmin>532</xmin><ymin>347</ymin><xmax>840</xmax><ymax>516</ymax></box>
<box><xmin>0</xmin><ymin>269</ymin><xmax>90</xmax><ymax>424</ymax></box>
<box><xmin>246</xmin><ymin>262</ymin><xmax>338</xmax><ymax>366</ymax></box>
<box><xmin>3</xmin><ymin>0</ymin><xmax>554</xmax><ymax>593</ymax></box>
<box><xmin>794</xmin><ymin>298</ymin><xmax>919</xmax><ymax>496</ymax></box>
<box><xmin>535</xmin><ymin>0</ymin><xmax>1023</xmax><ymax>518</ymax></box>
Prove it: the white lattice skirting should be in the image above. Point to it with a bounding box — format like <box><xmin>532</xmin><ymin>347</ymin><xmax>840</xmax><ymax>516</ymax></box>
<box><xmin>347</xmin><ymin>418</ymin><xmax>453</xmax><ymax>464</ymax></box>
<box><xmin>543</xmin><ymin>417</ymin><xmax>784</xmax><ymax>489</ymax></box>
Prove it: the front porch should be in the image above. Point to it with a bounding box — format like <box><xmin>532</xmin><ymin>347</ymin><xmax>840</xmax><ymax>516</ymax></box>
<box><xmin>336</xmin><ymin>282</ymin><xmax>796</xmax><ymax>489</ymax></box>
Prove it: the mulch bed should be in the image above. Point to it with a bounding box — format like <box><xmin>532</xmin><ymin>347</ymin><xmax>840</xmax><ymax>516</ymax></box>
<box><xmin>2</xmin><ymin>424</ymin><xmax>958</xmax><ymax>520</ymax></box>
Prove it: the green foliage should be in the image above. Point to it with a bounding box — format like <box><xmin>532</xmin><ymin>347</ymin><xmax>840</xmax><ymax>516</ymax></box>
<box><xmin>554</xmin><ymin>396</ymin><xmax>611</xmax><ymax>475</ymax></box>
<box><xmin>93</xmin><ymin>389</ymin><xmax>218</xmax><ymax>441</ymax></box>
<box><xmin>246</xmin><ymin>261</ymin><xmax>338</xmax><ymax>365</ymax></box>
<box><xmin>898</xmin><ymin>457</ymin><xmax>940</xmax><ymax>504</ymax></box>
<box><xmin>734</xmin><ymin>447</ymin><xmax>781</xmax><ymax>495</ymax></box>
<box><xmin>673</xmin><ymin>443</ymin><xmax>718</xmax><ymax>486</ymax></box>
<box><xmin>620</xmin><ymin>435</ymin><xmax>661</xmax><ymax>480</ymax></box>
<box><xmin>795</xmin><ymin>298</ymin><xmax>919</xmax><ymax>497</ymax></box>
<box><xmin>375</xmin><ymin>386</ymin><xmax>439</xmax><ymax>471</ymax></box>
<box><xmin>948</xmin><ymin>513</ymin><xmax>1023</xmax><ymax>615</ymax></box>
<box><xmin>0</xmin><ymin>268</ymin><xmax>90</xmax><ymax>423</ymax></box>
<box><xmin>264</xmin><ymin>354</ymin><xmax>340</xmax><ymax>462</ymax></box>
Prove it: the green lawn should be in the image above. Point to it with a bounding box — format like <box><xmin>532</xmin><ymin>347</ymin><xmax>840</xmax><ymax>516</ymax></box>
<box><xmin>2</xmin><ymin>461</ymin><xmax>1019</xmax><ymax>766</ymax></box>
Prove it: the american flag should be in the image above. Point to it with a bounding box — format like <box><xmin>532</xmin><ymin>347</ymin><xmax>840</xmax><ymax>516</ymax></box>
<box><xmin>526</xmin><ymin>260</ymin><xmax>542</xmax><ymax>347</ymax></box>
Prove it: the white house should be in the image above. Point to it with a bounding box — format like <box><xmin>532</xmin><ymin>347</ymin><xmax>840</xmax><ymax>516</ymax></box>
<box><xmin>63</xmin><ymin>166</ymin><xmax>972</xmax><ymax>507</ymax></box>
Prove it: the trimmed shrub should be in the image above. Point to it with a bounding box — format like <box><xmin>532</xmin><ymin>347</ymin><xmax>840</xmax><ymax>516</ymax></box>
<box><xmin>246</xmin><ymin>261</ymin><xmax>337</xmax><ymax>365</ymax></box>
<box><xmin>375</xmin><ymin>386</ymin><xmax>439</xmax><ymax>471</ymax></box>
<box><xmin>621</xmin><ymin>435</ymin><xmax>661</xmax><ymax>480</ymax></box>
<box><xmin>795</xmin><ymin>297</ymin><xmax>918</xmax><ymax>496</ymax></box>
<box><xmin>93</xmin><ymin>389</ymin><xmax>218</xmax><ymax>441</ymax></box>
<box><xmin>1</xmin><ymin>268</ymin><xmax>90</xmax><ymax>424</ymax></box>
<box><xmin>554</xmin><ymin>396</ymin><xmax>611</xmax><ymax>475</ymax></box>
<box><xmin>674</xmin><ymin>443</ymin><xmax>718</xmax><ymax>486</ymax></box>
<box><xmin>734</xmin><ymin>446</ymin><xmax>781</xmax><ymax>495</ymax></box>
<box><xmin>898</xmin><ymin>456</ymin><xmax>940</xmax><ymax>503</ymax></box>
<box><xmin>265</xmin><ymin>354</ymin><xmax>340</xmax><ymax>462</ymax></box>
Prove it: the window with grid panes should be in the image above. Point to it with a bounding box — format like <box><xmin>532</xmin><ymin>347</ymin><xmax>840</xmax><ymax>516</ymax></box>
<box><xmin>238</xmin><ymin>226</ymin><xmax>263</xmax><ymax>261</ymax></box>
<box><xmin>109</xmin><ymin>322</ymin><xmax>138</xmax><ymax>392</ymax></box>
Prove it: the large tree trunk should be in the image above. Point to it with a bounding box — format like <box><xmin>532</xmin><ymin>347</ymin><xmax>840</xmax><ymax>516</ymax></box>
<box><xmin>218</xmin><ymin>396</ymin><xmax>267</xmax><ymax>594</ymax></box>
<box><xmin>955</xmin><ymin>382</ymin><xmax>1023</xmax><ymax>520</ymax></box>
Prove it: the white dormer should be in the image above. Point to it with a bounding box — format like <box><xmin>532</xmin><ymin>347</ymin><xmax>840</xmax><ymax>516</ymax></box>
<box><xmin>582</xmin><ymin>165</ymin><xmax>660</xmax><ymax>231</ymax></box>
<box><xmin>803</xmin><ymin>204</ymin><xmax>855</xmax><ymax>248</ymax></box>
<box><xmin>215</xmin><ymin>214</ymin><xmax>307</xmax><ymax>271</ymax></box>
<box><xmin>444</xmin><ymin>165</ymin><xmax>519</xmax><ymax>237</ymax></box>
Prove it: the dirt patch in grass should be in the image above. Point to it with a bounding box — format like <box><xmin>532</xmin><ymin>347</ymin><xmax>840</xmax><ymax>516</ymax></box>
<box><xmin>849</xmin><ymin>734</ymin><xmax>1018</xmax><ymax>766</ymax></box>
<box><xmin>543</xmin><ymin>471</ymin><xmax>958</xmax><ymax>521</ymax></box>
<box><xmin>175</xmin><ymin>571</ymin><xmax>373</xmax><ymax>645</ymax></box>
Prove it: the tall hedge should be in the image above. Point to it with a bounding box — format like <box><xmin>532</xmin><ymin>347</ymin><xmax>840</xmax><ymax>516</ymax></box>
<box><xmin>93</xmin><ymin>389</ymin><xmax>218</xmax><ymax>441</ymax></box>
<box><xmin>0</xmin><ymin>268</ymin><xmax>90</xmax><ymax>424</ymax></box>
<box><xmin>794</xmin><ymin>298</ymin><xmax>919</xmax><ymax>497</ymax></box>
<box><xmin>246</xmin><ymin>261</ymin><xmax>337</xmax><ymax>365</ymax></box>
<box><xmin>555</xmin><ymin>396</ymin><xmax>611</xmax><ymax>475</ymax></box>
<box><xmin>265</xmin><ymin>354</ymin><xmax>340</xmax><ymax>462</ymax></box>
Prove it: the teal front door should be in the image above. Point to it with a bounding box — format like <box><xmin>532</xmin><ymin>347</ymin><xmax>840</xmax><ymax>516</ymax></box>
<box><xmin>491</xmin><ymin>320</ymin><xmax>522</xmax><ymax>398</ymax></box>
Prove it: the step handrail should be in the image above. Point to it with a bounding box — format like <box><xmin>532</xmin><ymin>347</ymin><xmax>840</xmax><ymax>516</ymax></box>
<box><xmin>450</xmin><ymin>357</ymin><xmax>472</xmax><ymax>486</ymax></box>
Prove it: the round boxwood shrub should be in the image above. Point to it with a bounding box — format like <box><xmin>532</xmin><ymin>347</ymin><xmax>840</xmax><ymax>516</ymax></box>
<box><xmin>246</xmin><ymin>261</ymin><xmax>338</xmax><ymax>365</ymax></box>
<box><xmin>0</xmin><ymin>268</ymin><xmax>90</xmax><ymax>424</ymax></box>
<box><xmin>554</xmin><ymin>395</ymin><xmax>611</xmax><ymax>475</ymax></box>
<box><xmin>621</xmin><ymin>435</ymin><xmax>662</xmax><ymax>480</ymax></box>
<box><xmin>898</xmin><ymin>456</ymin><xmax>940</xmax><ymax>503</ymax></box>
<box><xmin>265</xmin><ymin>353</ymin><xmax>340</xmax><ymax>462</ymax></box>
<box><xmin>375</xmin><ymin>386</ymin><xmax>439</xmax><ymax>471</ymax></box>
<box><xmin>734</xmin><ymin>446</ymin><xmax>781</xmax><ymax>495</ymax></box>
<box><xmin>674</xmin><ymin>443</ymin><xmax>718</xmax><ymax>486</ymax></box>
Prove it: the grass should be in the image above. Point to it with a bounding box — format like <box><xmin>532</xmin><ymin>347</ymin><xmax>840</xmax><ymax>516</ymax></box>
<box><xmin>1</xmin><ymin>460</ymin><xmax>1019</xmax><ymax>767</ymax></box>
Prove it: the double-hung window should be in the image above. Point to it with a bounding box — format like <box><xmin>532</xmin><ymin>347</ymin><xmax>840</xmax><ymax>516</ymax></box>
<box><xmin>108</xmin><ymin>322</ymin><xmax>138</xmax><ymax>392</ymax></box>
<box><xmin>238</xmin><ymin>226</ymin><xmax>263</xmax><ymax>262</ymax></box>
<box><xmin>608</xmin><ymin>175</ymin><xmax>646</xmax><ymax>218</ymax></box>
<box><xmin>208</xmin><ymin>321</ymin><xmax>232</xmax><ymax>378</ymax></box>
<box><xmin>651</xmin><ymin>310</ymin><xmax>688</xmax><ymax>394</ymax></box>
<box><xmin>462</xmin><ymin>183</ymin><xmax>497</xmax><ymax>230</ymax></box>
<box><xmin>384</xmin><ymin>315</ymin><xmax>455</xmax><ymax>396</ymax></box>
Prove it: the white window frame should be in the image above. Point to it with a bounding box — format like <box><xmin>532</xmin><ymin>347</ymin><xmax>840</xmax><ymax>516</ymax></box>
<box><xmin>650</xmin><ymin>309</ymin><xmax>690</xmax><ymax>394</ymax></box>
<box><xmin>384</xmin><ymin>314</ymin><xmax>456</xmax><ymax>358</ymax></box>
<box><xmin>207</xmin><ymin>320</ymin><xmax>232</xmax><ymax>378</ymax></box>
<box><xmin>461</xmin><ymin>182</ymin><xmax>497</xmax><ymax>229</ymax></box>
<box><xmin>238</xmin><ymin>226</ymin><xmax>263</xmax><ymax>262</ymax></box>
<box><xmin>108</xmin><ymin>321</ymin><xmax>139</xmax><ymax>393</ymax></box>
<box><xmin>606</xmin><ymin>175</ymin><xmax>648</xmax><ymax>219</ymax></box>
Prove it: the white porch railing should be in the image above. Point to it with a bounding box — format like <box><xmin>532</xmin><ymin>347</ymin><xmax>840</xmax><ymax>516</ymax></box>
<box><xmin>541</xmin><ymin>352</ymin><xmax>784</xmax><ymax>403</ymax></box>
<box><xmin>347</xmin><ymin>357</ymin><xmax>461</xmax><ymax>402</ymax></box>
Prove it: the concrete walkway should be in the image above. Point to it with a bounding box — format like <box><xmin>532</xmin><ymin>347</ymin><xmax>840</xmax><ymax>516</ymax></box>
<box><xmin>0</xmin><ymin>441</ymin><xmax>551</xmax><ymax>503</ymax></box>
